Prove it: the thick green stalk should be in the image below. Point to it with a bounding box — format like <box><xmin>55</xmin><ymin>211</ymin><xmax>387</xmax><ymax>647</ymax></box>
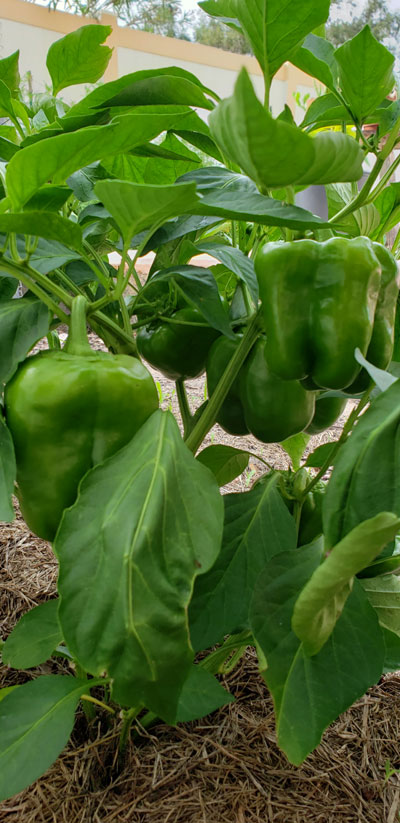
<box><xmin>176</xmin><ymin>378</ymin><xmax>193</xmax><ymax>438</ymax></box>
<box><xmin>185</xmin><ymin>310</ymin><xmax>262</xmax><ymax>454</ymax></box>
<box><xmin>64</xmin><ymin>296</ymin><xmax>92</xmax><ymax>356</ymax></box>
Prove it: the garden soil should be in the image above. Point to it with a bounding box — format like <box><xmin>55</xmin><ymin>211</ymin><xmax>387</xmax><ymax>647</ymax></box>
<box><xmin>1</xmin><ymin>335</ymin><xmax>400</xmax><ymax>823</ymax></box>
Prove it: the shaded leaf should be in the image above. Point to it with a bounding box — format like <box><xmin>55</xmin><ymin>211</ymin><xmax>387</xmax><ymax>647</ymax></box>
<box><xmin>0</xmin><ymin>51</ymin><xmax>20</xmax><ymax>96</ymax></box>
<box><xmin>0</xmin><ymin>414</ymin><xmax>16</xmax><ymax>522</ymax></box>
<box><xmin>196</xmin><ymin>444</ymin><xmax>249</xmax><ymax>486</ymax></box>
<box><xmin>189</xmin><ymin>475</ymin><xmax>297</xmax><ymax>652</ymax></box>
<box><xmin>0</xmin><ymin>297</ymin><xmax>50</xmax><ymax>384</ymax></box>
<box><xmin>361</xmin><ymin>575</ymin><xmax>400</xmax><ymax>637</ymax></box>
<box><xmin>194</xmin><ymin>241</ymin><xmax>258</xmax><ymax>303</ymax></box>
<box><xmin>151</xmin><ymin>265</ymin><xmax>235</xmax><ymax>338</ymax></box>
<box><xmin>250</xmin><ymin>548</ymin><xmax>384</xmax><ymax>764</ymax></box>
<box><xmin>94</xmin><ymin>180</ymin><xmax>199</xmax><ymax>244</ymax></box>
<box><xmin>0</xmin><ymin>676</ymin><xmax>90</xmax><ymax>801</ymax></box>
<box><xmin>291</xmin><ymin>34</ymin><xmax>338</xmax><ymax>91</ymax></box>
<box><xmin>2</xmin><ymin>600</ymin><xmax>62</xmax><ymax>669</ymax></box>
<box><xmin>0</xmin><ymin>212</ymin><xmax>82</xmax><ymax>251</ymax></box>
<box><xmin>176</xmin><ymin>665</ymin><xmax>234</xmax><ymax>722</ymax></box>
<box><xmin>281</xmin><ymin>432</ymin><xmax>310</xmax><ymax>471</ymax></box>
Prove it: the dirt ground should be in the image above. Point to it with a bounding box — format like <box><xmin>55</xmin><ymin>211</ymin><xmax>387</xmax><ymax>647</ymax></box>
<box><xmin>1</xmin><ymin>337</ymin><xmax>400</xmax><ymax>823</ymax></box>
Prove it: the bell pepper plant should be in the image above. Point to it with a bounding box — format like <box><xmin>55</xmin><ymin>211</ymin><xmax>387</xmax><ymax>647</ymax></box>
<box><xmin>2</xmin><ymin>0</ymin><xmax>400</xmax><ymax>799</ymax></box>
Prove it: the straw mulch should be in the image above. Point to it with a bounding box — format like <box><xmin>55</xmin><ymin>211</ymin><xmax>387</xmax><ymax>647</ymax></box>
<box><xmin>1</xmin><ymin>364</ymin><xmax>399</xmax><ymax>822</ymax></box>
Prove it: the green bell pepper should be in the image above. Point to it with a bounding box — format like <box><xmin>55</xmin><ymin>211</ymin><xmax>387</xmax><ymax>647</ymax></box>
<box><xmin>206</xmin><ymin>336</ymin><xmax>315</xmax><ymax>443</ymax></box>
<box><xmin>5</xmin><ymin>296</ymin><xmax>158</xmax><ymax>541</ymax></box>
<box><xmin>255</xmin><ymin>237</ymin><xmax>382</xmax><ymax>390</ymax></box>
<box><xmin>306</xmin><ymin>394</ymin><xmax>347</xmax><ymax>435</ymax></box>
<box><xmin>136</xmin><ymin>307</ymin><xmax>220</xmax><ymax>381</ymax></box>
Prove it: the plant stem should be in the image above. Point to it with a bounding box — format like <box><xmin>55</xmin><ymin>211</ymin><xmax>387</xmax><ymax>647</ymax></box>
<box><xmin>301</xmin><ymin>390</ymin><xmax>372</xmax><ymax>499</ymax></box>
<box><xmin>119</xmin><ymin>707</ymin><xmax>141</xmax><ymax>752</ymax></box>
<box><xmin>81</xmin><ymin>694</ymin><xmax>115</xmax><ymax>715</ymax></box>
<box><xmin>176</xmin><ymin>378</ymin><xmax>193</xmax><ymax>437</ymax></box>
<box><xmin>185</xmin><ymin>310</ymin><xmax>262</xmax><ymax>454</ymax></box>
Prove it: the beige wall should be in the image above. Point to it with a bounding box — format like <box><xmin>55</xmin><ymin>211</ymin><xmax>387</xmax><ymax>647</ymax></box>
<box><xmin>0</xmin><ymin>0</ymin><xmax>316</xmax><ymax>117</ymax></box>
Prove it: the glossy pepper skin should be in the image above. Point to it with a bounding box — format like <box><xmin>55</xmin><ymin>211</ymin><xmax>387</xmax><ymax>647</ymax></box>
<box><xmin>346</xmin><ymin>242</ymin><xmax>399</xmax><ymax>393</ymax></box>
<box><xmin>136</xmin><ymin>307</ymin><xmax>220</xmax><ymax>381</ymax></box>
<box><xmin>255</xmin><ymin>237</ymin><xmax>382</xmax><ymax>390</ymax></box>
<box><xmin>239</xmin><ymin>339</ymin><xmax>315</xmax><ymax>443</ymax></box>
<box><xmin>206</xmin><ymin>336</ymin><xmax>315</xmax><ymax>443</ymax></box>
<box><xmin>306</xmin><ymin>394</ymin><xmax>347</xmax><ymax>435</ymax></box>
<box><xmin>5</xmin><ymin>297</ymin><xmax>158</xmax><ymax>541</ymax></box>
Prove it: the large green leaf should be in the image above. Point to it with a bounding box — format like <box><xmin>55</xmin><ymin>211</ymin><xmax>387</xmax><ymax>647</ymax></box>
<box><xmin>0</xmin><ymin>51</ymin><xmax>20</xmax><ymax>96</ymax></box>
<box><xmin>361</xmin><ymin>575</ymin><xmax>400</xmax><ymax>637</ymax></box>
<box><xmin>66</xmin><ymin>66</ymin><xmax>216</xmax><ymax>119</ymax></box>
<box><xmin>326</xmin><ymin>182</ymin><xmax>380</xmax><ymax>237</ymax></box>
<box><xmin>209</xmin><ymin>70</ymin><xmax>363</xmax><ymax>189</ymax></box>
<box><xmin>230</xmin><ymin>0</ymin><xmax>330</xmax><ymax>80</ymax></box>
<box><xmin>6</xmin><ymin>110</ymin><xmax>191</xmax><ymax>208</ymax></box>
<box><xmin>102</xmin><ymin>135</ymin><xmax>200</xmax><ymax>186</ymax></box>
<box><xmin>2</xmin><ymin>600</ymin><xmax>62</xmax><ymax>669</ymax></box>
<box><xmin>323</xmin><ymin>381</ymin><xmax>400</xmax><ymax>548</ymax></box>
<box><xmin>250</xmin><ymin>547</ymin><xmax>384</xmax><ymax>765</ymax></box>
<box><xmin>95</xmin><ymin>73</ymin><xmax>214</xmax><ymax>111</ymax></box>
<box><xmin>46</xmin><ymin>25</ymin><xmax>113</xmax><ymax>96</ymax></box>
<box><xmin>194</xmin><ymin>189</ymin><xmax>327</xmax><ymax>229</ymax></box>
<box><xmin>335</xmin><ymin>26</ymin><xmax>395</xmax><ymax>122</ymax></box>
<box><xmin>12</xmin><ymin>238</ymin><xmax>82</xmax><ymax>275</ymax></box>
<box><xmin>290</xmin><ymin>34</ymin><xmax>338</xmax><ymax>91</ymax></box>
<box><xmin>0</xmin><ymin>676</ymin><xmax>90</xmax><ymax>801</ymax></box>
<box><xmin>0</xmin><ymin>212</ymin><xmax>82</xmax><ymax>251</ymax></box>
<box><xmin>0</xmin><ymin>297</ymin><xmax>50</xmax><ymax>384</ymax></box>
<box><xmin>292</xmin><ymin>512</ymin><xmax>400</xmax><ymax>656</ymax></box>
<box><xmin>0</xmin><ymin>414</ymin><xmax>16</xmax><ymax>522</ymax></box>
<box><xmin>94</xmin><ymin>180</ymin><xmax>199</xmax><ymax>244</ymax></box>
<box><xmin>56</xmin><ymin>410</ymin><xmax>223</xmax><ymax>723</ymax></box>
<box><xmin>189</xmin><ymin>476</ymin><xmax>297</xmax><ymax>652</ymax></box>
<box><xmin>176</xmin><ymin>665</ymin><xmax>234</xmax><ymax>722</ymax></box>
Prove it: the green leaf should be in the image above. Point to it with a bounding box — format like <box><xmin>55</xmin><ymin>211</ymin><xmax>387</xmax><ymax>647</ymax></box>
<box><xmin>196</xmin><ymin>444</ymin><xmax>249</xmax><ymax>486</ymax></box>
<box><xmin>15</xmin><ymin>238</ymin><xmax>82</xmax><ymax>275</ymax></box>
<box><xmin>0</xmin><ymin>676</ymin><xmax>90</xmax><ymax>801</ymax></box>
<box><xmin>2</xmin><ymin>601</ymin><xmax>62</xmax><ymax>669</ymax></box>
<box><xmin>0</xmin><ymin>212</ymin><xmax>82</xmax><ymax>251</ymax></box>
<box><xmin>354</xmin><ymin>348</ymin><xmax>397</xmax><ymax>393</ymax></box>
<box><xmin>209</xmin><ymin>70</ymin><xmax>363</xmax><ymax>190</ymax></box>
<box><xmin>0</xmin><ymin>414</ymin><xmax>16</xmax><ymax>522</ymax></box>
<box><xmin>24</xmin><ymin>185</ymin><xmax>72</xmax><ymax>213</ymax></box>
<box><xmin>326</xmin><ymin>182</ymin><xmax>380</xmax><ymax>237</ymax></box>
<box><xmin>67</xmin><ymin>161</ymin><xmax>109</xmax><ymax>203</ymax></box>
<box><xmin>56</xmin><ymin>410</ymin><xmax>223</xmax><ymax>724</ymax></box>
<box><xmin>301</xmin><ymin>93</ymin><xmax>352</xmax><ymax>131</ymax></box>
<box><xmin>67</xmin><ymin>67</ymin><xmax>216</xmax><ymax>118</ymax></box>
<box><xmin>7</xmin><ymin>110</ymin><xmax>191</xmax><ymax>208</ymax></box>
<box><xmin>0</xmin><ymin>297</ymin><xmax>50</xmax><ymax>384</ymax></box>
<box><xmin>232</xmin><ymin>0</ymin><xmax>330</xmax><ymax>80</ymax></box>
<box><xmin>335</xmin><ymin>26</ymin><xmax>395</xmax><ymax>122</ymax></box>
<box><xmin>0</xmin><ymin>275</ymin><xmax>17</xmax><ymax>300</ymax></box>
<box><xmin>189</xmin><ymin>475</ymin><xmax>297</xmax><ymax>652</ymax></box>
<box><xmin>292</xmin><ymin>512</ymin><xmax>400</xmax><ymax>656</ymax></box>
<box><xmin>360</xmin><ymin>575</ymin><xmax>400</xmax><ymax>637</ymax></box>
<box><xmin>194</xmin><ymin>241</ymin><xmax>258</xmax><ymax>303</ymax></box>
<box><xmin>96</xmin><ymin>73</ymin><xmax>213</xmax><ymax>111</ymax></box>
<box><xmin>151</xmin><ymin>265</ymin><xmax>235</xmax><ymax>339</ymax></box>
<box><xmin>133</xmin><ymin>215</ymin><xmax>221</xmax><ymax>256</ymax></box>
<box><xmin>46</xmin><ymin>25</ymin><xmax>112</xmax><ymax>96</ymax></box>
<box><xmin>0</xmin><ymin>687</ymin><xmax>18</xmax><ymax>704</ymax></box>
<box><xmin>305</xmin><ymin>441</ymin><xmax>336</xmax><ymax>468</ymax></box>
<box><xmin>0</xmin><ymin>136</ymin><xmax>19</xmax><ymax>162</ymax></box>
<box><xmin>382</xmin><ymin>627</ymin><xmax>400</xmax><ymax>673</ymax></box>
<box><xmin>198</xmin><ymin>0</ymin><xmax>239</xmax><ymax>29</ymax></box>
<box><xmin>250</xmin><ymin>548</ymin><xmax>384</xmax><ymax>764</ymax></box>
<box><xmin>290</xmin><ymin>34</ymin><xmax>338</xmax><ymax>91</ymax></box>
<box><xmin>176</xmin><ymin>665</ymin><xmax>234</xmax><ymax>722</ymax></box>
<box><xmin>0</xmin><ymin>51</ymin><xmax>20</xmax><ymax>96</ymax></box>
<box><xmin>102</xmin><ymin>134</ymin><xmax>200</xmax><ymax>186</ymax></box>
<box><xmin>323</xmin><ymin>380</ymin><xmax>400</xmax><ymax>548</ymax></box>
<box><xmin>280</xmin><ymin>432</ymin><xmax>310</xmax><ymax>471</ymax></box>
<box><xmin>0</xmin><ymin>80</ymin><xmax>16</xmax><ymax>121</ymax></box>
<box><xmin>94</xmin><ymin>180</ymin><xmax>199</xmax><ymax>244</ymax></box>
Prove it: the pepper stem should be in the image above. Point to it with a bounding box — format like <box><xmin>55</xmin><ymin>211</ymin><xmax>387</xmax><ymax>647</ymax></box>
<box><xmin>64</xmin><ymin>296</ymin><xmax>93</xmax><ymax>356</ymax></box>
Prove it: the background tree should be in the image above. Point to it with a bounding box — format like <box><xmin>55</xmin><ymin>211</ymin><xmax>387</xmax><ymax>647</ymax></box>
<box><xmin>192</xmin><ymin>12</ymin><xmax>250</xmax><ymax>54</ymax></box>
<box><xmin>39</xmin><ymin>0</ymin><xmax>192</xmax><ymax>38</ymax></box>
